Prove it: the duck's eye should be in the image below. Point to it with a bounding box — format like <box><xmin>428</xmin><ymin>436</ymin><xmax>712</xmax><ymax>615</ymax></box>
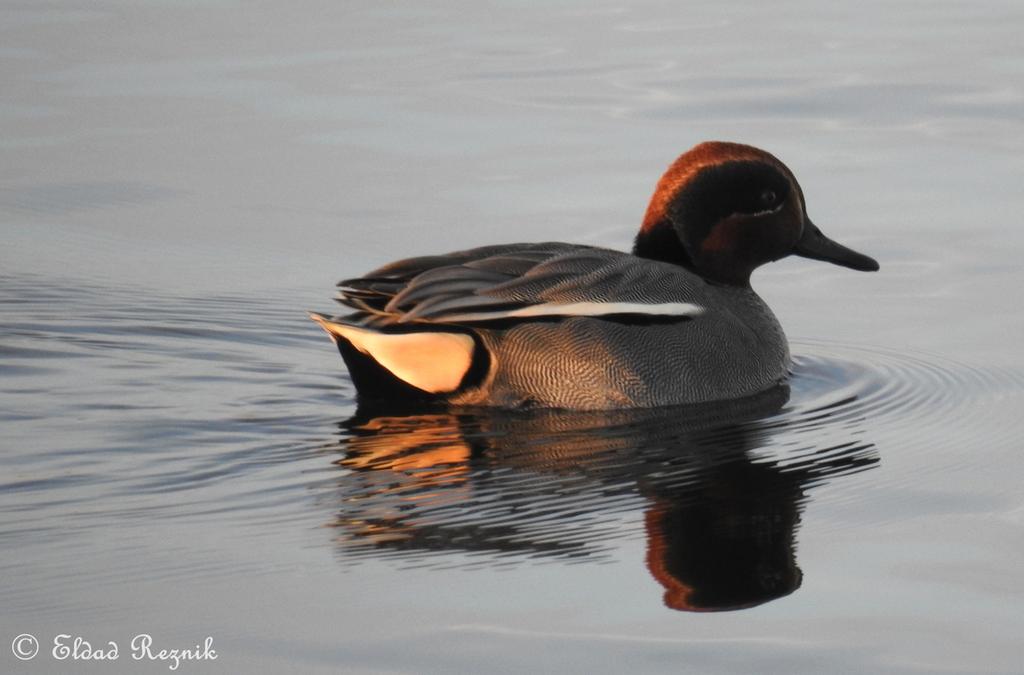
<box><xmin>759</xmin><ymin>189</ymin><xmax>777</xmax><ymax>207</ymax></box>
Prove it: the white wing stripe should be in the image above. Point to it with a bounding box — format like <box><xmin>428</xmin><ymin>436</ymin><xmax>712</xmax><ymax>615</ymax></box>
<box><xmin>431</xmin><ymin>301</ymin><xmax>704</xmax><ymax>323</ymax></box>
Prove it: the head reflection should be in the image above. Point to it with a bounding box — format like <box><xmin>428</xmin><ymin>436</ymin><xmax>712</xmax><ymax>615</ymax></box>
<box><xmin>329</xmin><ymin>386</ymin><xmax>877</xmax><ymax>612</ymax></box>
<box><xmin>644</xmin><ymin>460</ymin><xmax>803</xmax><ymax>612</ymax></box>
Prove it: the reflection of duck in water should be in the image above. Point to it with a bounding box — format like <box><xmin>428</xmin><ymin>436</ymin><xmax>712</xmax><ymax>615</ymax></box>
<box><xmin>327</xmin><ymin>388</ymin><xmax>878</xmax><ymax>612</ymax></box>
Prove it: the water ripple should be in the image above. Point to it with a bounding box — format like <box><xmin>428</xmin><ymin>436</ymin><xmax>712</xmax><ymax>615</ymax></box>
<box><xmin>316</xmin><ymin>338</ymin><xmax>1022</xmax><ymax>610</ymax></box>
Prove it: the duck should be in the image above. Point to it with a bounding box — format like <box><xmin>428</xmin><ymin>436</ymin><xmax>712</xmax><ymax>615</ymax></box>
<box><xmin>311</xmin><ymin>141</ymin><xmax>879</xmax><ymax>410</ymax></box>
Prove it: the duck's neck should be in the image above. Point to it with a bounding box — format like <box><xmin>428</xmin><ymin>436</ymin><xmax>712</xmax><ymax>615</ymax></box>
<box><xmin>632</xmin><ymin>219</ymin><xmax>695</xmax><ymax>268</ymax></box>
<box><xmin>633</xmin><ymin>219</ymin><xmax>752</xmax><ymax>288</ymax></box>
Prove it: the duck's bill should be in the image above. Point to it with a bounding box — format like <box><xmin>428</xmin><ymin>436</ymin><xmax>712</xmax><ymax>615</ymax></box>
<box><xmin>793</xmin><ymin>220</ymin><xmax>879</xmax><ymax>271</ymax></box>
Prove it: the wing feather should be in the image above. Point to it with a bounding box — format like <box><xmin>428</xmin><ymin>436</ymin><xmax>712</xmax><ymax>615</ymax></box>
<box><xmin>335</xmin><ymin>243</ymin><xmax>708</xmax><ymax>325</ymax></box>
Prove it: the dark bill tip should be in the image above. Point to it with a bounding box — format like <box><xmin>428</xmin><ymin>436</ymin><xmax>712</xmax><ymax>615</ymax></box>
<box><xmin>792</xmin><ymin>220</ymin><xmax>879</xmax><ymax>272</ymax></box>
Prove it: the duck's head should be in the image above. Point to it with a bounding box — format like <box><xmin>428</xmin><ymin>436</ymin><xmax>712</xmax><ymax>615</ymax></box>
<box><xmin>633</xmin><ymin>141</ymin><xmax>879</xmax><ymax>286</ymax></box>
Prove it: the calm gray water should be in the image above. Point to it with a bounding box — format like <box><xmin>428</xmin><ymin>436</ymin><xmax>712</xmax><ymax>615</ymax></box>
<box><xmin>3</xmin><ymin>2</ymin><xmax>1024</xmax><ymax>673</ymax></box>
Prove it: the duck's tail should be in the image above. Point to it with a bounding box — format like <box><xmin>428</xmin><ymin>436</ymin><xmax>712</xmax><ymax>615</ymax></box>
<box><xmin>309</xmin><ymin>313</ymin><xmax>478</xmax><ymax>397</ymax></box>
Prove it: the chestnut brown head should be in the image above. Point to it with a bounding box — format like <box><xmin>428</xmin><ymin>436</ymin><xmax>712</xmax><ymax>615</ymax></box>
<box><xmin>634</xmin><ymin>142</ymin><xmax>879</xmax><ymax>286</ymax></box>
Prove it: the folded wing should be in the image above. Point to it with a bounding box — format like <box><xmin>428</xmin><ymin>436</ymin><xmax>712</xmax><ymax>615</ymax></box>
<box><xmin>336</xmin><ymin>243</ymin><xmax>707</xmax><ymax>325</ymax></box>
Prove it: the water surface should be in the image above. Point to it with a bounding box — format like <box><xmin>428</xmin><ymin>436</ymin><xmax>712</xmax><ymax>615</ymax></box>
<box><xmin>2</xmin><ymin>1</ymin><xmax>1023</xmax><ymax>673</ymax></box>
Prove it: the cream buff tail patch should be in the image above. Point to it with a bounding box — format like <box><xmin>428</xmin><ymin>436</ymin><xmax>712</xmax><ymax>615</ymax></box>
<box><xmin>310</xmin><ymin>313</ymin><xmax>474</xmax><ymax>394</ymax></box>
